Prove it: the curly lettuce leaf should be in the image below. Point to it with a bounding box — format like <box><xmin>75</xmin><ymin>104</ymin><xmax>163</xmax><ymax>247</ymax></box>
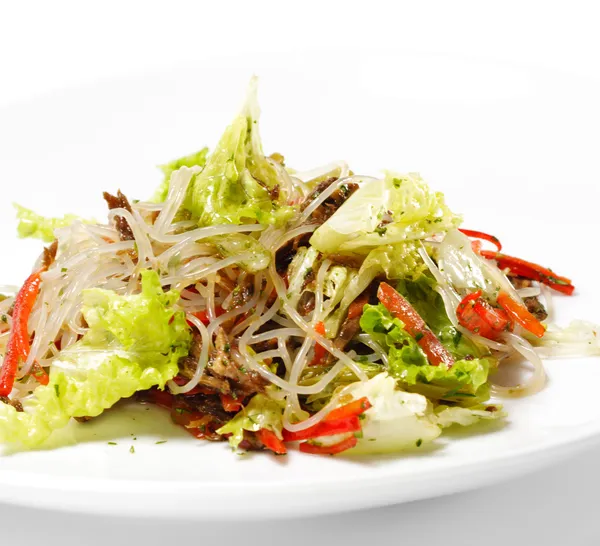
<box><xmin>14</xmin><ymin>204</ymin><xmax>90</xmax><ymax>243</ymax></box>
<box><xmin>435</xmin><ymin>404</ymin><xmax>504</xmax><ymax>428</ymax></box>
<box><xmin>0</xmin><ymin>270</ymin><xmax>190</xmax><ymax>447</ymax></box>
<box><xmin>152</xmin><ymin>148</ymin><xmax>209</xmax><ymax>203</ymax></box>
<box><xmin>360</xmin><ymin>301</ymin><xmax>491</xmax><ymax>403</ymax></box>
<box><xmin>216</xmin><ymin>393</ymin><xmax>285</xmax><ymax>450</ymax></box>
<box><xmin>184</xmin><ymin>78</ymin><xmax>293</xmax><ymax>226</ymax></box>
<box><xmin>310</xmin><ymin>172</ymin><xmax>461</xmax><ymax>254</ymax></box>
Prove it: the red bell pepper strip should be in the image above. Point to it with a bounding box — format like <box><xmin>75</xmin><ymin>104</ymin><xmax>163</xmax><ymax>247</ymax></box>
<box><xmin>30</xmin><ymin>362</ymin><xmax>50</xmax><ymax>386</ymax></box>
<box><xmin>0</xmin><ymin>269</ymin><xmax>45</xmax><ymax>396</ymax></box>
<box><xmin>480</xmin><ymin>251</ymin><xmax>574</xmax><ymax>295</ymax></box>
<box><xmin>459</xmin><ymin>229</ymin><xmax>503</xmax><ymax>251</ymax></box>
<box><xmin>497</xmin><ymin>291</ymin><xmax>545</xmax><ymax>338</ymax></box>
<box><xmin>325</xmin><ymin>396</ymin><xmax>371</xmax><ymax>422</ymax></box>
<box><xmin>308</xmin><ymin>321</ymin><xmax>327</xmax><ymax>366</ymax></box>
<box><xmin>456</xmin><ymin>290</ymin><xmax>511</xmax><ymax>340</ymax></box>
<box><xmin>283</xmin><ymin>415</ymin><xmax>361</xmax><ymax>442</ymax></box>
<box><xmin>282</xmin><ymin>396</ymin><xmax>371</xmax><ymax>442</ymax></box>
<box><xmin>188</xmin><ymin>306</ymin><xmax>225</xmax><ymax>327</ymax></box>
<box><xmin>257</xmin><ymin>429</ymin><xmax>287</xmax><ymax>455</ymax></box>
<box><xmin>149</xmin><ymin>388</ymin><xmax>174</xmax><ymax>409</ymax></box>
<box><xmin>377</xmin><ymin>282</ymin><xmax>454</xmax><ymax>368</ymax></box>
<box><xmin>299</xmin><ymin>435</ymin><xmax>358</xmax><ymax>455</ymax></box>
<box><xmin>220</xmin><ymin>393</ymin><xmax>243</xmax><ymax>413</ymax></box>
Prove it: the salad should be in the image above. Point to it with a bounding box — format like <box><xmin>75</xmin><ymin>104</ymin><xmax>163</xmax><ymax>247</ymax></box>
<box><xmin>0</xmin><ymin>79</ymin><xmax>597</xmax><ymax>456</ymax></box>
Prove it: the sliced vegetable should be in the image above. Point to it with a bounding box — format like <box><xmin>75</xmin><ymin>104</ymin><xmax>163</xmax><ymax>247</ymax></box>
<box><xmin>257</xmin><ymin>428</ymin><xmax>287</xmax><ymax>455</ymax></box>
<box><xmin>299</xmin><ymin>435</ymin><xmax>358</xmax><ymax>455</ymax></box>
<box><xmin>459</xmin><ymin>229</ymin><xmax>502</xmax><ymax>251</ymax></box>
<box><xmin>456</xmin><ymin>290</ymin><xmax>511</xmax><ymax>340</ymax></box>
<box><xmin>283</xmin><ymin>415</ymin><xmax>361</xmax><ymax>442</ymax></box>
<box><xmin>481</xmin><ymin>251</ymin><xmax>574</xmax><ymax>295</ymax></box>
<box><xmin>377</xmin><ymin>282</ymin><xmax>454</xmax><ymax>368</ymax></box>
<box><xmin>326</xmin><ymin>396</ymin><xmax>372</xmax><ymax>422</ymax></box>
<box><xmin>220</xmin><ymin>393</ymin><xmax>243</xmax><ymax>413</ymax></box>
<box><xmin>497</xmin><ymin>291</ymin><xmax>545</xmax><ymax>338</ymax></box>
<box><xmin>216</xmin><ymin>393</ymin><xmax>285</xmax><ymax>451</ymax></box>
<box><xmin>0</xmin><ymin>269</ymin><xmax>45</xmax><ymax>396</ymax></box>
<box><xmin>308</xmin><ymin>321</ymin><xmax>327</xmax><ymax>366</ymax></box>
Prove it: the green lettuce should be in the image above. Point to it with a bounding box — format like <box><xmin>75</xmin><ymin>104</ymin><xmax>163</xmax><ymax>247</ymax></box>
<box><xmin>360</xmin><ymin>287</ymin><xmax>492</xmax><ymax>403</ymax></box>
<box><xmin>0</xmin><ymin>270</ymin><xmax>190</xmax><ymax>447</ymax></box>
<box><xmin>216</xmin><ymin>393</ymin><xmax>285</xmax><ymax>450</ymax></box>
<box><xmin>14</xmin><ymin>204</ymin><xmax>89</xmax><ymax>242</ymax></box>
<box><xmin>152</xmin><ymin>148</ymin><xmax>209</xmax><ymax>203</ymax></box>
<box><xmin>324</xmin><ymin>242</ymin><xmax>425</xmax><ymax>337</ymax></box>
<box><xmin>184</xmin><ymin>78</ymin><xmax>293</xmax><ymax>226</ymax></box>
<box><xmin>310</xmin><ymin>171</ymin><xmax>461</xmax><ymax>254</ymax></box>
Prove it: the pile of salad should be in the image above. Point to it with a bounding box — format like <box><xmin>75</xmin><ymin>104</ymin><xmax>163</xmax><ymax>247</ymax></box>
<box><xmin>1</xmin><ymin>80</ymin><xmax>597</xmax><ymax>456</ymax></box>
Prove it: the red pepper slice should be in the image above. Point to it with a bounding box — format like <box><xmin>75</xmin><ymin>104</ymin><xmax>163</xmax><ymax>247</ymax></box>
<box><xmin>30</xmin><ymin>362</ymin><xmax>50</xmax><ymax>386</ymax></box>
<box><xmin>148</xmin><ymin>388</ymin><xmax>174</xmax><ymax>409</ymax></box>
<box><xmin>325</xmin><ymin>396</ymin><xmax>371</xmax><ymax>422</ymax></box>
<box><xmin>459</xmin><ymin>229</ymin><xmax>503</xmax><ymax>251</ymax></box>
<box><xmin>497</xmin><ymin>291</ymin><xmax>545</xmax><ymax>338</ymax></box>
<box><xmin>457</xmin><ymin>291</ymin><xmax>513</xmax><ymax>340</ymax></box>
<box><xmin>220</xmin><ymin>393</ymin><xmax>243</xmax><ymax>413</ymax></box>
<box><xmin>480</xmin><ymin>250</ymin><xmax>574</xmax><ymax>295</ymax></box>
<box><xmin>0</xmin><ymin>269</ymin><xmax>45</xmax><ymax>396</ymax></box>
<box><xmin>257</xmin><ymin>429</ymin><xmax>287</xmax><ymax>455</ymax></box>
<box><xmin>187</xmin><ymin>306</ymin><xmax>225</xmax><ymax>327</ymax></box>
<box><xmin>308</xmin><ymin>321</ymin><xmax>327</xmax><ymax>366</ymax></box>
<box><xmin>283</xmin><ymin>415</ymin><xmax>361</xmax><ymax>442</ymax></box>
<box><xmin>299</xmin><ymin>435</ymin><xmax>358</xmax><ymax>455</ymax></box>
<box><xmin>378</xmin><ymin>282</ymin><xmax>454</xmax><ymax>368</ymax></box>
<box><xmin>457</xmin><ymin>291</ymin><xmax>497</xmax><ymax>339</ymax></box>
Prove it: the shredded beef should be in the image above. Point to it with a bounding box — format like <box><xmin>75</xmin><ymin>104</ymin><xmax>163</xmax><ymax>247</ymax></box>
<box><xmin>275</xmin><ymin>233</ymin><xmax>311</xmax><ymax>273</ymax></box>
<box><xmin>0</xmin><ymin>395</ymin><xmax>23</xmax><ymax>412</ymax></box>
<box><xmin>103</xmin><ymin>190</ymin><xmax>135</xmax><ymax>241</ymax></box>
<box><xmin>178</xmin><ymin>328</ymin><xmax>266</xmax><ymax>399</ymax></box>
<box><xmin>298</xmin><ymin>291</ymin><xmax>316</xmax><ymax>317</ymax></box>
<box><xmin>301</xmin><ymin>178</ymin><xmax>359</xmax><ymax>224</ymax></box>
<box><xmin>41</xmin><ymin>240</ymin><xmax>58</xmax><ymax>269</ymax></box>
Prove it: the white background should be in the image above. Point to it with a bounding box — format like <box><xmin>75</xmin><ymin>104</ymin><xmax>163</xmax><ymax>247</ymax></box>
<box><xmin>1</xmin><ymin>1</ymin><xmax>599</xmax><ymax>544</ymax></box>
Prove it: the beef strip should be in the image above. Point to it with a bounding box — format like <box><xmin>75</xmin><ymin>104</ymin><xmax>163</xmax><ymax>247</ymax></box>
<box><xmin>208</xmin><ymin>328</ymin><xmax>266</xmax><ymax>397</ymax></box>
<box><xmin>298</xmin><ymin>291</ymin><xmax>316</xmax><ymax>317</ymax></box>
<box><xmin>103</xmin><ymin>190</ymin><xmax>135</xmax><ymax>241</ymax></box>
<box><xmin>178</xmin><ymin>328</ymin><xmax>266</xmax><ymax>398</ymax></box>
<box><xmin>508</xmin><ymin>275</ymin><xmax>548</xmax><ymax>321</ymax></box>
<box><xmin>301</xmin><ymin>178</ymin><xmax>359</xmax><ymax>224</ymax></box>
<box><xmin>0</xmin><ymin>395</ymin><xmax>23</xmax><ymax>412</ymax></box>
<box><xmin>275</xmin><ymin>232</ymin><xmax>312</xmax><ymax>273</ymax></box>
<box><xmin>41</xmin><ymin>240</ymin><xmax>58</xmax><ymax>269</ymax></box>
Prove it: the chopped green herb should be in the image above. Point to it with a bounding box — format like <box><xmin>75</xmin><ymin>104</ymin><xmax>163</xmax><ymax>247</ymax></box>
<box><xmin>130</xmin><ymin>445</ymin><xmax>135</xmax><ymax>454</ymax></box>
<box><xmin>414</xmin><ymin>332</ymin><xmax>424</xmax><ymax>342</ymax></box>
<box><xmin>1</xmin><ymin>315</ymin><xmax>6</xmax><ymax>323</ymax></box>
<box><xmin>416</xmin><ymin>438</ymin><xmax>422</xmax><ymax>447</ymax></box>
<box><xmin>156</xmin><ymin>440</ymin><xmax>167</xmax><ymax>444</ymax></box>
<box><xmin>108</xmin><ymin>442</ymin><xmax>117</xmax><ymax>446</ymax></box>
<box><xmin>452</xmin><ymin>330</ymin><xmax>462</xmax><ymax>347</ymax></box>
<box><xmin>54</xmin><ymin>384</ymin><xmax>60</xmax><ymax>397</ymax></box>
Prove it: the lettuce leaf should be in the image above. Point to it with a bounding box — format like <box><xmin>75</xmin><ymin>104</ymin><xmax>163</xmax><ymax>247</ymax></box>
<box><xmin>152</xmin><ymin>148</ymin><xmax>209</xmax><ymax>203</ymax></box>
<box><xmin>310</xmin><ymin>172</ymin><xmax>461</xmax><ymax>255</ymax></box>
<box><xmin>344</xmin><ymin>373</ymin><xmax>441</xmax><ymax>454</ymax></box>
<box><xmin>324</xmin><ymin>242</ymin><xmax>425</xmax><ymax>337</ymax></box>
<box><xmin>14</xmin><ymin>204</ymin><xmax>89</xmax><ymax>243</ymax></box>
<box><xmin>360</xmin><ymin>299</ymin><xmax>492</xmax><ymax>404</ymax></box>
<box><xmin>0</xmin><ymin>270</ymin><xmax>190</xmax><ymax>447</ymax></box>
<box><xmin>216</xmin><ymin>393</ymin><xmax>285</xmax><ymax>450</ymax></box>
<box><xmin>184</xmin><ymin>78</ymin><xmax>293</xmax><ymax>226</ymax></box>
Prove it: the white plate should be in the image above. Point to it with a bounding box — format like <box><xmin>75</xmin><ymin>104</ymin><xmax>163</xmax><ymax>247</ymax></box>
<box><xmin>1</xmin><ymin>51</ymin><xmax>599</xmax><ymax>520</ymax></box>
